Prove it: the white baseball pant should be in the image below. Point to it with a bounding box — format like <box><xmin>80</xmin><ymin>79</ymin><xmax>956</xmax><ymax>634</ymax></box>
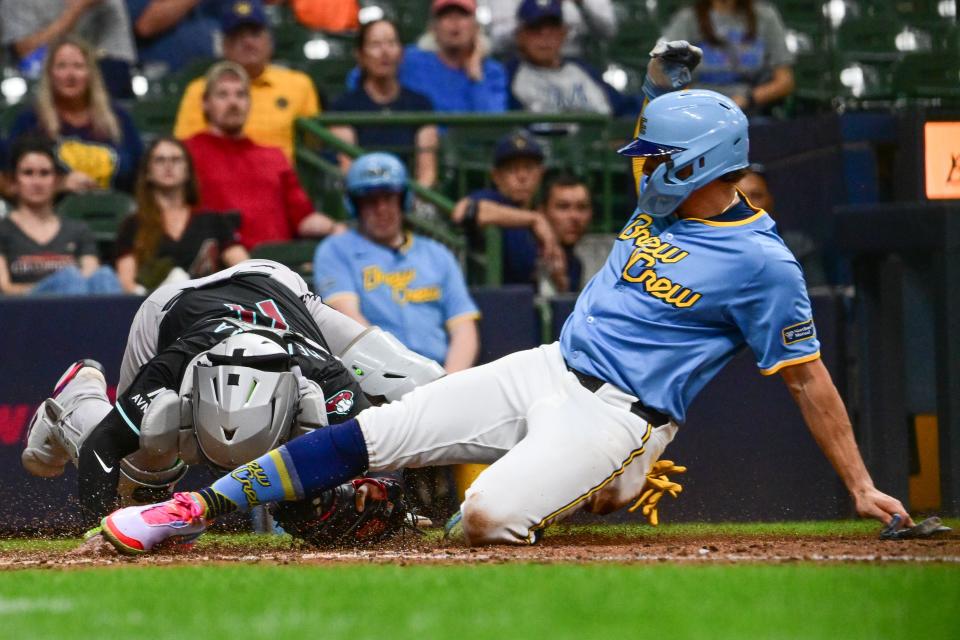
<box><xmin>358</xmin><ymin>342</ymin><xmax>678</xmax><ymax>545</ymax></box>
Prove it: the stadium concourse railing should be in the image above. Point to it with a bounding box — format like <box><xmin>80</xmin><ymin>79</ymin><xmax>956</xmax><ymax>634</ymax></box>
<box><xmin>294</xmin><ymin>111</ymin><xmax>632</xmax><ymax>286</ymax></box>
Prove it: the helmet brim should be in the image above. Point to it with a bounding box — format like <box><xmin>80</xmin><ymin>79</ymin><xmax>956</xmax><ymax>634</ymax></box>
<box><xmin>617</xmin><ymin>138</ymin><xmax>687</xmax><ymax>157</ymax></box>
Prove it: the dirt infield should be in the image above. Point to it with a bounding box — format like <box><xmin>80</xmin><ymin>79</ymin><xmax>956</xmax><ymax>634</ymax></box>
<box><xmin>2</xmin><ymin>528</ymin><xmax>958</xmax><ymax>570</ymax></box>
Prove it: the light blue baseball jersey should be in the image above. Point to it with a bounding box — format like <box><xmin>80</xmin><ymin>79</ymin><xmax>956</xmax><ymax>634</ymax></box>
<box><xmin>559</xmin><ymin>196</ymin><xmax>820</xmax><ymax>423</ymax></box>
<box><xmin>313</xmin><ymin>230</ymin><xmax>480</xmax><ymax>363</ymax></box>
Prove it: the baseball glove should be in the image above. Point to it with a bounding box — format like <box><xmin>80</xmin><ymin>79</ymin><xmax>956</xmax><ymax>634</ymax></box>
<box><xmin>628</xmin><ymin>459</ymin><xmax>687</xmax><ymax>526</ymax></box>
<box><xmin>271</xmin><ymin>477</ymin><xmax>414</xmax><ymax>547</ymax></box>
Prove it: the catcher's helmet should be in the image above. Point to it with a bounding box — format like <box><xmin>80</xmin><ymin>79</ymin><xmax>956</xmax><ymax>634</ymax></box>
<box><xmin>191</xmin><ymin>330</ymin><xmax>299</xmax><ymax>470</ymax></box>
<box><xmin>618</xmin><ymin>89</ymin><xmax>749</xmax><ymax>218</ymax></box>
<box><xmin>343</xmin><ymin>152</ymin><xmax>413</xmax><ymax>217</ymax></box>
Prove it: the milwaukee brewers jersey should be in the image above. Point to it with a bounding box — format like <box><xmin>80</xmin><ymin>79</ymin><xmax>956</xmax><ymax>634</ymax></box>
<box><xmin>560</xmin><ymin>196</ymin><xmax>820</xmax><ymax>423</ymax></box>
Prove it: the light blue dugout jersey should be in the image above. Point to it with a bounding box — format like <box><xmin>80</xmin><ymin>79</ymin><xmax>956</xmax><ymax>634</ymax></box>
<box><xmin>559</xmin><ymin>195</ymin><xmax>820</xmax><ymax>424</ymax></box>
<box><xmin>313</xmin><ymin>230</ymin><xmax>480</xmax><ymax>363</ymax></box>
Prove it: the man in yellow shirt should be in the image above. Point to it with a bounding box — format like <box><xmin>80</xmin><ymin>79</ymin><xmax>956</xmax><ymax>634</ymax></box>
<box><xmin>173</xmin><ymin>0</ymin><xmax>319</xmax><ymax>161</ymax></box>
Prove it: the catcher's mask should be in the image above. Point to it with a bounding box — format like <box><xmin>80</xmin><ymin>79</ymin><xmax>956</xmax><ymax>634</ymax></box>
<box><xmin>192</xmin><ymin>330</ymin><xmax>298</xmax><ymax>470</ymax></box>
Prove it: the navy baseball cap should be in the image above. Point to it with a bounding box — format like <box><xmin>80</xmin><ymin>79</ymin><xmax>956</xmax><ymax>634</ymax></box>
<box><xmin>493</xmin><ymin>130</ymin><xmax>545</xmax><ymax>167</ymax></box>
<box><xmin>517</xmin><ymin>0</ymin><xmax>564</xmax><ymax>27</ymax></box>
<box><xmin>222</xmin><ymin>0</ymin><xmax>268</xmax><ymax>34</ymax></box>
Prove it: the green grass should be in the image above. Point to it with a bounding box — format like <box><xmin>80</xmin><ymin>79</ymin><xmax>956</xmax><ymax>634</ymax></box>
<box><xmin>1</xmin><ymin>563</ymin><xmax>958</xmax><ymax>640</ymax></box>
<box><xmin>6</xmin><ymin>518</ymin><xmax>957</xmax><ymax>553</ymax></box>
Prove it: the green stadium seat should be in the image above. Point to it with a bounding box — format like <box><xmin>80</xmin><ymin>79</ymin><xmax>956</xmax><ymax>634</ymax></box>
<box><xmin>650</xmin><ymin>0</ymin><xmax>689</xmax><ymax>26</ymax></box>
<box><xmin>772</xmin><ymin>0</ymin><xmax>827</xmax><ymax>24</ymax></box>
<box><xmin>272</xmin><ymin>22</ymin><xmax>315</xmax><ymax>62</ymax></box>
<box><xmin>792</xmin><ymin>53</ymin><xmax>840</xmax><ymax>103</ymax></box>
<box><xmin>250</xmin><ymin>240</ymin><xmax>319</xmax><ymax>278</ymax></box>
<box><xmin>129</xmin><ymin>96</ymin><xmax>179</xmax><ymax>137</ymax></box>
<box><xmin>57</xmin><ymin>191</ymin><xmax>135</xmax><ymax>242</ymax></box>
<box><xmin>893</xmin><ymin>52</ymin><xmax>960</xmax><ymax>102</ymax></box>
<box><xmin>836</xmin><ymin>18</ymin><xmax>904</xmax><ymax>59</ymax></box>
<box><xmin>835</xmin><ymin>57</ymin><xmax>897</xmax><ymax>102</ymax></box>
<box><xmin>149</xmin><ymin>57</ymin><xmax>213</xmax><ymax>98</ymax></box>
<box><xmin>289</xmin><ymin>57</ymin><xmax>357</xmax><ymax>100</ymax></box>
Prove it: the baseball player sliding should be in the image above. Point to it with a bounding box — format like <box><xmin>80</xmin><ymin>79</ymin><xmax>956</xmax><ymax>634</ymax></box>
<box><xmin>99</xmin><ymin>41</ymin><xmax>914</xmax><ymax>553</ymax></box>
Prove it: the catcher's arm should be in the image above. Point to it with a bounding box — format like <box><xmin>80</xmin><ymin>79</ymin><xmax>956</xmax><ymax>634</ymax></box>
<box><xmin>780</xmin><ymin>358</ymin><xmax>913</xmax><ymax>527</ymax></box>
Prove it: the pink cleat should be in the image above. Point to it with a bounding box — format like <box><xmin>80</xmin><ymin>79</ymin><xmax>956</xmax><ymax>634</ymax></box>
<box><xmin>101</xmin><ymin>492</ymin><xmax>208</xmax><ymax>555</ymax></box>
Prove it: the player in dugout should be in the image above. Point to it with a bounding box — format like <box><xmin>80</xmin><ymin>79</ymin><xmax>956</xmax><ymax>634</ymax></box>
<box><xmin>98</xmin><ymin>40</ymin><xmax>917</xmax><ymax>553</ymax></box>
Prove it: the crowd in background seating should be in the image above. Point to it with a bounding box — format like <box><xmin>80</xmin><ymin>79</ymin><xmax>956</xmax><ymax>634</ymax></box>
<box><xmin>0</xmin><ymin>0</ymin><xmax>817</xmax><ymax>299</ymax></box>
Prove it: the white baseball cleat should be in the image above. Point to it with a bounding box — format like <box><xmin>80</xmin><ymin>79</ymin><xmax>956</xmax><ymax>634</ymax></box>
<box><xmin>22</xmin><ymin>360</ymin><xmax>106</xmax><ymax>477</ymax></box>
<box><xmin>101</xmin><ymin>492</ymin><xmax>208</xmax><ymax>555</ymax></box>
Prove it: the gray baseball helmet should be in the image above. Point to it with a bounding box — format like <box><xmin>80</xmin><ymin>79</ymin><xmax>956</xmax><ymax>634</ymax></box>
<box><xmin>192</xmin><ymin>330</ymin><xmax>299</xmax><ymax>470</ymax></box>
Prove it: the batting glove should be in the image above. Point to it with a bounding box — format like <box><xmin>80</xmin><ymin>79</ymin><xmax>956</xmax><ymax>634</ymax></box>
<box><xmin>643</xmin><ymin>40</ymin><xmax>704</xmax><ymax>101</ymax></box>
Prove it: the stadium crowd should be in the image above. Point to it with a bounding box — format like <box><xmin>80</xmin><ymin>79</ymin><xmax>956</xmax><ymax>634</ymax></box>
<box><xmin>0</xmin><ymin>0</ymin><xmax>800</xmax><ymax>302</ymax></box>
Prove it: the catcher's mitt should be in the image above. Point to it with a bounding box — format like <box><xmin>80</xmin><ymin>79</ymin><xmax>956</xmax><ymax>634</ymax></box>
<box><xmin>272</xmin><ymin>477</ymin><xmax>413</xmax><ymax>547</ymax></box>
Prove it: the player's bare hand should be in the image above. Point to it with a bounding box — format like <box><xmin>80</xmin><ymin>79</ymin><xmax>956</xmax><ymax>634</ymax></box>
<box><xmin>852</xmin><ymin>486</ymin><xmax>914</xmax><ymax>527</ymax></box>
<box><xmin>62</xmin><ymin>170</ymin><xmax>97</xmax><ymax>193</ymax></box>
<box><xmin>532</xmin><ymin>215</ymin><xmax>564</xmax><ymax>271</ymax></box>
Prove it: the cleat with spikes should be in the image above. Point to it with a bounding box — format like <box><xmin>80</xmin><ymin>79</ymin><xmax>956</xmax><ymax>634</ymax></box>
<box><xmin>101</xmin><ymin>492</ymin><xmax>208</xmax><ymax>555</ymax></box>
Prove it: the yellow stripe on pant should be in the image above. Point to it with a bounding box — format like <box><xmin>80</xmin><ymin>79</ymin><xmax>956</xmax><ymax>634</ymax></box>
<box><xmin>525</xmin><ymin>421</ymin><xmax>654</xmax><ymax>543</ymax></box>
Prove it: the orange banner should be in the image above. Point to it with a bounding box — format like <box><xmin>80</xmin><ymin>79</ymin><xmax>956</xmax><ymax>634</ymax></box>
<box><xmin>925</xmin><ymin>122</ymin><xmax>960</xmax><ymax>199</ymax></box>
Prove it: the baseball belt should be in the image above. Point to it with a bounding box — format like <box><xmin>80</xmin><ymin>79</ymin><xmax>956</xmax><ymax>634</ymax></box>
<box><xmin>565</xmin><ymin>363</ymin><xmax>671</xmax><ymax>428</ymax></box>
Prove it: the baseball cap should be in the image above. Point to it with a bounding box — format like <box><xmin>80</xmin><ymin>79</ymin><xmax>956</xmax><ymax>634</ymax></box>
<box><xmin>517</xmin><ymin>0</ymin><xmax>564</xmax><ymax>27</ymax></box>
<box><xmin>493</xmin><ymin>130</ymin><xmax>545</xmax><ymax>167</ymax></box>
<box><xmin>222</xmin><ymin>0</ymin><xmax>268</xmax><ymax>34</ymax></box>
<box><xmin>431</xmin><ymin>0</ymin><xmax>477</xmax><ymax>15</ymax></box>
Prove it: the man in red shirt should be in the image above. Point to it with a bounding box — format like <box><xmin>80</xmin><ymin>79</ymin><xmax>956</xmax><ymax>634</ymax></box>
<box><xmin>184</xmin><ymin>61</ymin><xmax>343</xmax><ymax>250</ymax></box>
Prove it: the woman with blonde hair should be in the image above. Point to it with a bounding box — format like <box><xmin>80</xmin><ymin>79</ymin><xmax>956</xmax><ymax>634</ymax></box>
<box><xmin>115</xmin><ymin>137</ymin><xmax>249</xmax><ymax>293</ymax></box>
<box><xmin>8</xmin><ymin>36</ymin><xmax>143</xmax><ymax>192</ymax></box>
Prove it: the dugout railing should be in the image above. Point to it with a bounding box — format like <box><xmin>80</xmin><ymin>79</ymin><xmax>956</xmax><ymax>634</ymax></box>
<box><xmin>294</xmin><ymin>111</ymin><xmax>636</xmax><ymax>286</ymax></box>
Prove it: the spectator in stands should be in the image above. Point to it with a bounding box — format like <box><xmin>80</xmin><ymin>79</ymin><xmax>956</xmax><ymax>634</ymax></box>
<box><xmin>737</xmin><ymin>163</ymin><xmax>826</xmax><ymax>285</ymax></box>
<box><xmin>661</xmin><ymin>0</ymin><xmax>795</xmax><ymax>113</ymax></box>
<box><xmin>0</xmin><ymin>136</ymin><xmax>11</xmax><ymax>204</ymax></box>
<box><xmin>451</xmin><ymin>129</ymin><xmax>564</xmax><ymax>288</ymax></box>
<box><xmin>286</xmin><ymin>0</ymin><xmax>360</xmax><ymax>32</ymax></box>
<box><xmin>0</xmin><ymin>137</ymin><xmax>121</xmax><ymax>295</ymax></box>
<box><xmin>506</xmin><ymin>0</ymin><xmax>639</xmax><ymax>116</ymax></box>
<box><xmin>0</xmin><ymin>0</ymin><xmax>137</xmax><ymax>98</ymax></box>
<box><xmin>484</xmin><ymin>0</ymin><xmax>616</xmax><ymax>58</ymax></box>
<box><xmin>8</xmin><ymin>37</ymin><xmax>143</xmax><ymax>193</ymax></box>
<box><xmin>116</xmin><ymin>137</ymin><xmax>250</xmax><ymax>294</ymax></box>
<box><xmin>174</xmin><ymin>0</ymin><xmax>320</xmax><ymax>162</ymax></box>
<box><xmin>541</xmin><ymin>172</ymin><xmax>592</xmax><ymax>292</ymax></box>
<box><xmin>398</xmin><ymin>0</ymin><xmax>507</xmax><ymax>113</ymax></box>
<box><xmin>184</xmin><ymin>62</ymin><xmax>342</xmax><ymax>251</ymax></box>
<box><xmin>330</xmin><ymin>19</ymin><xmax>439</xmax><ymax>188</ymax></box>
<box><xmin>314</xmin><ymin>152</ymin><xmax>480</xmax><ymax>372</ymax></box>
<box><xmin>125</xmin><ymin>0</ymin><xmax>222</xmax><ymax>74</ymax></box>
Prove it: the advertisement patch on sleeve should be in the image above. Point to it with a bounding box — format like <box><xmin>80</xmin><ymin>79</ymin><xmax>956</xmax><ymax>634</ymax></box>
<box><xmin>782</xmin><ymin>319</ymin><xmax>816</xmax><ymax>345</ymax></box>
